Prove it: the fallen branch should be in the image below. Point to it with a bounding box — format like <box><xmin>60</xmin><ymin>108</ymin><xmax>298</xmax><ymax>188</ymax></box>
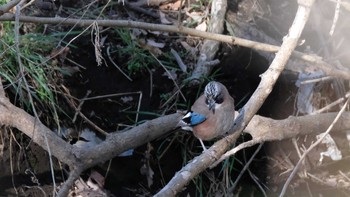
<box><xmin>0</xmin><ymin>77</ymin><xmax>182</xmax><ymax>195</ymax></box>
<box><xmin>0</xmin><ymin>0</ymin><xmax>20</xmax><ymax>15</ymax></box>
<box><xmin>190</xmin><ymin>0</ymin><xmax>227</xmax><ymax>85</ymax></box>
<box><xmin>213</xmin><ymin>111</ymin><xmax>350</xmax><ymax>166</ymax></box>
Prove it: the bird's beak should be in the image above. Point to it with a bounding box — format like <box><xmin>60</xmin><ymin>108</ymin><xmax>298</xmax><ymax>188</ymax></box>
<box><xmin>208</xmin><ymin>99</ymin><xmax>216</xmax><ymax>113</ymax></box>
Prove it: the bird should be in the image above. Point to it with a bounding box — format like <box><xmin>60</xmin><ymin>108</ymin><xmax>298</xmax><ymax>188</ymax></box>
<box><xmin>179</xmin><ymin>81</ymin><xmax>235</xmax><ymax>150</ymax></box>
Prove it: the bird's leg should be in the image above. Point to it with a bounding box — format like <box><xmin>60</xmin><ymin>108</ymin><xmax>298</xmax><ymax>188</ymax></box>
<box><xmin>199</xmin><ymin>139</ymin><xmax>219</xmax><ymax>160</ymax></box>
<box><xmin>199</xmin><ymin>139</ymin><xmax>207</xmax><ymax>151</ymax></box>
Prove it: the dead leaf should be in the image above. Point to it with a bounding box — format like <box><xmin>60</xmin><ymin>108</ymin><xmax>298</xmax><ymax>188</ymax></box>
<box><xmin>132</xmin><ymin>28</ymin><xmax>148</xmax><ymax>37</ymax></box>
<box><xmin>186</xmin><ymin>11</ymin><xmax>204</xmax><ymax>23</ymax></box>
<box><xmin>160</xmin><ymin>0</ymin><xmax>182</xmax><ymax>10</ymax></box>
<box><xmin>74</xmin><ymin>129</ymin><xmax>103</xmax><ymax>148</ymax></box>
<box><xmin>162</xmin><ymin>70</ymin><xmax>177</xmax><ymax>80</ymax></box>
<box><xmin>195</xmin><ymin>21</ymin><xmax>207</xmax><ymax>31</ymax></box>
<box><xmin>70</xmin><ymin>177</ymin><xmax>107</xmax><ymax>197</ymax></box>
<box><xmin>171</xmin><ymin>0</ymin><xmax>182</xmax><ymax>10</ymax></box>
<box><xmin>140</xmin><ymin>42</ymin><xmax>163</xmax><ymax>56</ymax></box>
<box><xmin>89</xmin><ymin>170</ymin><xmax>105</xmax><ymax>189</ymax></box>
<box><xmin>147</xmin><ymin>39</ymin><xmax>165</xmax><ymax>48</ymax></box>
<box><xmin>120</xmin><ymin>96</ymin><xmax>133</xmax><ymax>103</ymax></box>
<box><xmin>148</xmin><ymin>31</ymin><xmax>169</xmax><ymax>36</ymax></box>
<box><xmin>159</xmin><ymin>11</ymin><xmax>173</xmax><ymax>24</ymax></box>
<box><xmin>50</xmin><ymin>46</ymin><xmax>70</xmax><ymax>62</ymax></box>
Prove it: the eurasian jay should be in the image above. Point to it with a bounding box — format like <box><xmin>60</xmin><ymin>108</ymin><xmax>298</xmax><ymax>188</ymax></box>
<box><xmin>180</xmin><ymin>81</ymin><xmax>235</xmax><ymax>150</ymax></box>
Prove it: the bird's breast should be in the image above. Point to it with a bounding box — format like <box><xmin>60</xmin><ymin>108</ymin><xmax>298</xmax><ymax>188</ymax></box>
<box><xmin>192</xmin><ymin>119</ymin><xmax>218</xmax><ymax>141</ymax></box>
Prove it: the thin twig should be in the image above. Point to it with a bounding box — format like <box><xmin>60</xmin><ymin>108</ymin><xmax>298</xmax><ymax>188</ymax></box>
<box><xmin>76</xmin><ymin>109</ymin><xmax>108</xmax><ymax>136</ymax></box>
<box><xmin>300</xmin><ymin>76</ymin><xmax>333</xmax><ymax>84</ymax></box>
<box><xmin>160</xmin><ymin>86</ymin><xmax>184</xmax><ymax>109</ymax></box>
<box><xmin>15</xmin><ymin>5</ymin><xmax>57</xmax><ymax>196</ymax></box>
<box><xmin>61</xmin><ymin>87</ymin><xmax>109</xmax><ymax>136</ymax></box>
<box><xmin>150</xmin><ymin>53</ymin><xmax>186</xmax><ymax>102</ymax></box>
<box><xmin>81</xmin><ymin>91</ymin><xmax>143</xmax><ymax>126</ymax></box>
<box><xmin>329</xmin><ymin>0</ymin><xmax>341</xmax><ymax>36</ymax></box>
<box><xmin>212</xmin><ymin>139</ymin><xmax>262</xmax><ymax>167</ymax></box>
<box><xmin>0</xmin><ymin>77</ymin><xmax>4</xmax><ymax>98</ymax></box>
<box><xmin>135</xmin><ymin>91</ymin><xmax>143</xmax><ymax>124</ymax></box>
<box><xmin>147</xmin><ymin>67</ymin><xmax>153</xmax><ymax>97</ymax></box>
<box><xmin>9</xmin><ymin>132</ymin><xmax>18</xmax><ymax>195</ymax></box>
<box><xmin>229</xmin><ymin>143</ymin><xmax>264</xmax><ymax>193</ymax></box>
<box><xmin>339</xmin><ymin>170</ymin><xmax>350</xmax><ymax>182</ymax></box>
<box><xmin>311</xmin><ymin>91</ymin><xmax>350</xmax><ymax>114</ymax></box>
<box><xmin>125</xmin><ymin>2</ymin><xmax>159</xmax><ymax>18</ymax></box>
<box><xmin>21</xmin><ymin>0</ymin><xmax>36</xmax><ymax>10</ymax></box>
<box><xmin>106</xmin><ymin>46</ymin><xmax>133</xmax><ymax>82</ymax></box>
<box><xmin>279</xmin><ymin>97</ymin><xmax>350</xmax><ymax>197</ymax></box>
<box><xmin>0</xmin><ymin>0</ymin><xmax>20</xmax><ymax>14</ymax></box>
<box><xmin>81</xmin><ymin>91</ymin><xmax>141</xmax><ymax>101</ymax></box>
<box><xmin>248</xmin><ymin>169</ymin><xmax>268</xmax><ymax>197</ymax></box>
<box><xmin>73</xmin><ymin>90</ymin><xmax>91</xmax><ymax>123</ymax></box>
<box><xmin>56</xmin><ymin>0</ymin><xmax>98</xmax><ymax>47</ymax></box>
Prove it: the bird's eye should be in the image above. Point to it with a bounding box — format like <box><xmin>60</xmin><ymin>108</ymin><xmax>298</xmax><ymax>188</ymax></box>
<box><xmin>215</xmin><ymin>94</ymin><xmax>224</xmax><ymax>104</ymax></box>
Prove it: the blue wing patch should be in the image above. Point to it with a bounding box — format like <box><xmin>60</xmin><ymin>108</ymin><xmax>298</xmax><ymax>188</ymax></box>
<box><xmin>182</xmin><ymin>111</ymin><xmax>206</xmax><ymax>126</ymax></box>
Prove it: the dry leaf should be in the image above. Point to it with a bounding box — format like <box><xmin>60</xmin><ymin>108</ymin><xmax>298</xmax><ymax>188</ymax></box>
<box><xmin>160</xmin><ymin>0</ymin><xmax>182</xmax><ymax>10</ymax></box>
<box><xmin>120</xmin><ymin>96</ymin><xmax>133</xmax><ymax>103</ymax></box>
<box><xmin>89</xmin><ymin>170</ymin><xmax>105</xmax><ymax>189</ymax></box>
<box><xmin>50</xmin><ymin>46</ymin><xmax>70</xmax><ymax>62</ymax></box>
<box><xmin>195</xmin><ymin>21</ymin><xmax>207</xmax><ymax>31</ymax></box>
<box><xmin>316</xmin><ymin>133</ymin><xmax>342</xmax><ymax>164</ymax></box>
<box><xmin>186</xmin><ymin>11</ymin><xmax>204</xmax><ymax>23</ymax></box>
<box><xmin>140</xmin><ymin>42</ymin><xmax>163</xmax><ymax>56</ymax></box>
<box><xmin>162</xmin><ymin>70</ymin><xmax>177</xmax><ymax>80</ymax></box>
<box><xmin>147</xmin><ymin>39</ymin><xmax>165</xmax><ymax>48</ymax></box>
<box><xmin>159</xmin><ymin>11</ymin><xmax>173</xmax><ymax>24</ymax></box>
<box><xmin>148</xmin><ymin>31</ymin><xmax>169</xmax><ymax>36</ymax></box>
<box><xmin>74</xmin><ymin>129</ymin><xmax>102</xmax><ymax>148</ymax></box>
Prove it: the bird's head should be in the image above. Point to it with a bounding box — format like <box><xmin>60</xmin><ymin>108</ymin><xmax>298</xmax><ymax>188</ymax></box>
<box><xmin>204</xmin><ymin>81</ymin><xmax>224</xmax><ymax>113</ymax></box>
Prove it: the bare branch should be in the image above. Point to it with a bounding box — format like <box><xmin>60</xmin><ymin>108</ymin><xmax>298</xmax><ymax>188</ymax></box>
<box><xmin>0</xmin><ymin>0</ymin><xmax>20</xmax><ymax>15</ymax></box>
<box><xmin>0</xmin><ymin>91</ymin><xmax>182</xmax><ymax>171</ymax></box>
<box><xmin>0</xmin><ymin>13</ymin><xmax>349</xmax><ymax>80</ymax></box>
<box><xmin>0</xmin><ymin>77</ymin><xmax>4</xmax><ymax>98</ymax></box>
<box><xmin>213</xmin><ymin>111</ymin><xmax>350</xmax><ymax>166</ymax></box>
